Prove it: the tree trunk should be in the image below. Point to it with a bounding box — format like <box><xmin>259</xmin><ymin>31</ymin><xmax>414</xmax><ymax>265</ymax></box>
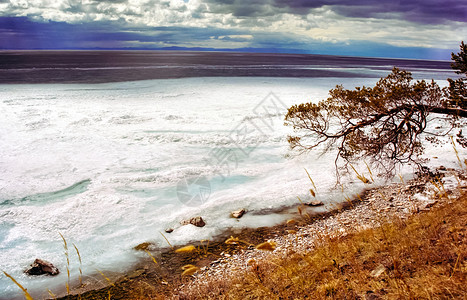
<box><xmin>426</xmin><ymin>105</ymin><xmax>467</xmax><ymax>118</ymax></box>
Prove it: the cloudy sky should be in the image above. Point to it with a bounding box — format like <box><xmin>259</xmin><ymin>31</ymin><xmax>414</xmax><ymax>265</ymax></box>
<box><xmin>0</xmin><ymin>0</ymin><xmax>466</xmax><ymax>59</ymax></box>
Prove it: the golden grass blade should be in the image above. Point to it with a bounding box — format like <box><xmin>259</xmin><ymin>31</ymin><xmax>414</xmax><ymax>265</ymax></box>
<box><xmin>182</xmin><ymin>264</ymin><xmax>197</xmax><ymax>271</ymax></box>
<box><xmin>182</xmin><ymin>266</ymin><xmax>199</xmax><ymax>276</ymax></box>
<box><xmin>159</xmin><ymin>231</ymin><xmax>174</xmax><ymax>250</ymax></box>
<box><xmin>255</xmin><ymin>241</ymin><xmax>277</xmax><ymax>251</ymax></box>
<box><xmin>59</xmin><ymin>232</ymin><xmax>70</xmax><ymax>295</ymax></box>
<box><xmin>349</xmin><ymin>163</ymin><xmax>370</xmax><ymax>184</ymax></box>
<box><xmin>199</xmin><ymin>240</ymin><xmax>210</xmax><ymax>256</ymax></box>
<box><xmin>175</xmin><ymin>245</ymin><xmax>196</xmax><ymax>253</ymax></box>
<box><xmin>144</xmin><ymin>250</ymin><xmax>158</xmax><ymax>265</ymax></box>
<box><xmin>225</xmin><ymin>236</ymin><xmax>240</xmax><ymax>245</ymax></box>
<box><xmin>309</xmin><ymin>188</ymin><xmax>316</xmax><ymax>198</ymax></box>
<box><xmin>58</xmin><ymin>232</ymin><xmax>68</xmax><ymax>249</ymax></box>
<box><xmin>451</xmin><ymin>136</ymin><xmax>464</xmax><ymax>169</ymax></box>
<box><xmin>73</xmin><ymin>243</ymin><xmax>83</xmax><ymax>286</ymax></box>
<box><xmin>356</xmin><ymin>194</ymin><xmax>364</xmax><ymax>202</ymax></box>
<box><xmin>3</xmin><ymin>271</ymin><xmax>33</xmax><ymax>300</ymax></box>
<box><xmin>225</xmin><ymin>236</ymin><xmax>251</xmax><ymax>246</ymax></box>
<box><xmin>304</xmin><ymin>168</ymin><xmax>317</xmax><ymax>191</ymax></box>
<box><xmin>364</xmin><ymin>161</ymin><xmax>375</xmax><ymax>182</ymax></box>
<box><xmin>431</xmin><ymin>177</ymin><xmax>448</xmax><ymax>199</ymax></box>
<box><xmin>450</xmin><ymin>252</ymin><xmax>461</xmax><ymax>279</ymax></box>
<box><xmin>297</xmin><ymin>196</ymin><xmax>303</xmax><ymax>204</ymax></box>
<box><xmin>96</xmin><ymin>269</ymin><xmax>114</xmax><ymax>287</ymax></box>
<box><xmin>47</xmin><ymin>289</ymin><xmax>56</xmax><ymax>300</ymax></box>
<box><xmin>398</xmin><ymin>174</ymin><xmax>405</xmax><ymax>185</ymax></box>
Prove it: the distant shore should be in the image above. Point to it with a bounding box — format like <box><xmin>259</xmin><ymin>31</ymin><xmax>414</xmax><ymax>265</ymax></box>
<box><xmin>0</xmin><ymin>51</ymin><xmax>454</xmax><ymax>84</ymax></box>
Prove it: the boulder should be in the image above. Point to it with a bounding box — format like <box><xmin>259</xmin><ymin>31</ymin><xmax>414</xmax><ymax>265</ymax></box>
<box><xmin>165</xmin><ymin>228</ymin><xmax>174</xmax><ymax>233</ymax></box>
<box><xmin>25</xmin><ymin>259</ymin><xmax>59</xmax><ymax>276</ymax></box>
<box><xmin>181</xmin><ymin>216</ymin><xmax>205</xmax><ymax>227</ymax></box>
<box><xmin>231</xmin><ymin>209</ymin><xmax>246</xmax><ymax>219</ymax></box>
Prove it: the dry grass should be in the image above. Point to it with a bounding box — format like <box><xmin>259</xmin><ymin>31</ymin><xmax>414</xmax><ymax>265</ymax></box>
<box><xmin>2</xmin><ymin>271</ymin><xmax>33</xmax><ymax>300</ymax></box>
<box><xmin>178</xmin><ymin>193</ymin><xmax>467</xmax><ymax>299</ymax></box>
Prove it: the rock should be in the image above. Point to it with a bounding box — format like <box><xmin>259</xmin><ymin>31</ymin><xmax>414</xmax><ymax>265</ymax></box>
<box><xmin>306</xmin><ymin>200</ymin><xmax>324</xmax><ymax>206</ymax></box>
<box><xmin>134</xmin><ymin>242</ymin><xmax>155</xmax><ymax>251</ymax></box>
<box><xmin>231</xmin><ymin>209</ymin><xmax>246</xmax><ymax>219</ymax></box>
<box><xmin>425</xmin><ymin>200</ymin><xmax>438</xmax><ymax>209</ymax></box>
<box><xmin>365</xmin><ymin>291</ymin><xmax>382</xmax><ymax>300</ymax></box>
<box><xmin>25</xmin><ymin>259</ymin><xmax>59</xmax><ymax>276</ymax></box>
<box><xmin>165</xmin><ymin>228</ymin><xmax>174</xmax><ymax>233</ymax></box>
<box><xmin>438</xmin><ymin>165</ymin><xmax>446</xmax><ymax>171</ymax></box>
<box><xmin>181</xmin><ymin>216</ymin><xmax>206</xmax><ymax>227</ymax></box>
<box><xmin>128</xmin><ymin>269</ymin><xmax>145</xmax><ymax>279</ymax></box>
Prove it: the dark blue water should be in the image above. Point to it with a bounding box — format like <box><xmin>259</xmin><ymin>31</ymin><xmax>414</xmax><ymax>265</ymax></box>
<box><xmin>0</xmin><ymin>51</ymin><xmax>454</xmax><ymax>84</ymax></box>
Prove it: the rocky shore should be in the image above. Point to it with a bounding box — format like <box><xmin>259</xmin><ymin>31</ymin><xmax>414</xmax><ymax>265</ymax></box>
<box><xmin>60</xmin><ymin>167</ymin><xmax>466</xmax><ymax>299</ymax></box>
<box><xmin>178</xmin><ymin>167</ymin><xmax>466</xmax><ymax>297</ymax></box>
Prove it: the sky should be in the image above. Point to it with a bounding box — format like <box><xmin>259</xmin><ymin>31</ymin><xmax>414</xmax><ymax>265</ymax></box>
<box><xmin>0</xmin><ymin>0</ymin><xmax>466</xmax><ymax>59</ymax></box>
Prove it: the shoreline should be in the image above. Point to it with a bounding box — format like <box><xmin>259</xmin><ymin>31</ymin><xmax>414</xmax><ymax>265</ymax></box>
<box><xmin>56</xmin><ymin>190</ymin><xmax>359</xmax><ymax>298</ymax></box>
<box><xmin>57</xmin><ymin>167</ymin><xmax>466</xmax><ymax>299</ymax></box>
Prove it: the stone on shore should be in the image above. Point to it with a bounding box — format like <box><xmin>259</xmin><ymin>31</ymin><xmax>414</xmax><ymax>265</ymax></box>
<box><xmin>134</xmin><ymin>242</ymin><xmax>155</xmax><ymax>251</ymax></box>
<box><xmin>25</xmin><ymin>259</ymin><xmax>59</xmax><ymax>276</ymax></box>
<box><xmin>181</xmin><ymin>216</ymin><xmax>206</xmax><ymax>227</ymax></box>
<box><xmin>231</xmin><ymin>209</ymin><xmax>246</xmax><ymax>219</ymax></box>
<box><xmin>306</xmin><ymin>200</ymin><xmax>324</xmax><ymax>206</ymax></box>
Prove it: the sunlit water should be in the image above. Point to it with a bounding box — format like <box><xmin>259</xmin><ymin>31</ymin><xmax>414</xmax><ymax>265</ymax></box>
<box><xmin>0</xmin><ymin>72</ymin><xmax>463</xmax><ymax>298</ymax></box>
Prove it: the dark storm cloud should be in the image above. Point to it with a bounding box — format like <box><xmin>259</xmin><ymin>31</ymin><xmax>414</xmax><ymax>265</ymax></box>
<box><xmin>0</xmin><ymin>1</ymin><xmax>463</xmax><ymax>59</ymax></box>
<box><xmin>0</xmin><ymin>0</ymin><xmax>465</xmax><ymax>25</ymax></box>
<box><xmin>205</xmin><ymin>0</ymin><xmax>467</xmax><ymax>24</ymax></box>
<box><xmin>0</xmin><ymin>16</ymin><xmax>455</xmax><ymax>60</ymax></box>
<box><xmin>330</xmin><ymin>0</ymin><xmax>467</xmax><ymax>24</ymax></box>
<box><xmin>203</xmin><ymin>0</ymin><xmax>279</xmax><ymax>17</ymax></box>
<box><xmin>0</xmin><ymin>16</ymin><xmax>246</xmax><ymax>49</ymax></box>
<box><xmin>0</xmin><ymin>17</ymin><xmax>138</xmax><ymax>49</ymax></box>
